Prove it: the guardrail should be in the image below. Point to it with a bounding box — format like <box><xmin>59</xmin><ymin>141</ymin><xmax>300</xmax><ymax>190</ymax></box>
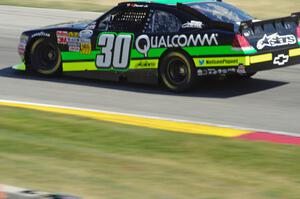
<box><xmin>0</xmin><ymin>185</ymin><xmax>80</xmax><ymax>199</ymax></box>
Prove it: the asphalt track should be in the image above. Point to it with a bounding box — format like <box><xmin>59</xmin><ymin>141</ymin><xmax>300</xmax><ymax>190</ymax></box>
<box><xmin>0</xmin><ymin>5</ymin><xmax>299</xmax><ymax>135</ymax></box>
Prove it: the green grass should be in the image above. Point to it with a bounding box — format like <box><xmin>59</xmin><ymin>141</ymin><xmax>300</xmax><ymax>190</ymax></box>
<box><xmin>0</xmin><ymin>0</ymin><xmax>299</xmax><ymax>18</ymax></box>
<box><xmin>0</xmin><ymin>106</ymin><xmax>300</xmax><ymax>199</ymax></box>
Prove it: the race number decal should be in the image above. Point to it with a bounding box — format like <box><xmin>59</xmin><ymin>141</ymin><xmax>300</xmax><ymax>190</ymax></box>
<box><xmin>97</xmin><ymin>34</ymin><xmax>114</xmax><ymax>68</ymax></box>
<box><xmin>96</xmin><ymin>33</ymin><xmax>133</xmax><ymax>69</ymax></box>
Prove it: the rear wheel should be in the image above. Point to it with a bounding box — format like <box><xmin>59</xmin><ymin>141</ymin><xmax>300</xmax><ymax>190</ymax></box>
<box><xmin>30</xmin><ymin>38</ymin><xmax>62</xmax><ymax>75</ymax></box>
<box><xmin>159</xmin><ymin>52</ymin><xmax>196</xmax><ymax>92</ymax></box>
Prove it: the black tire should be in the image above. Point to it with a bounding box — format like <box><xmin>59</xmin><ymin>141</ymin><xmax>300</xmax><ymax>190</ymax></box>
<box><xmin>30</xmin><ymin>38</ymin><xmax>62</xmax><ymax>75</ymax></box>
<box><xmin>159</xmin><ymin>51</ymin><xmax>196</xmax><ymax>92</ymax></box>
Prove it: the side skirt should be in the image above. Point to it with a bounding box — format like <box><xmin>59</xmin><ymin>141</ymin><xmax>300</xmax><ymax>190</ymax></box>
<box><xmin>63</xmin><ymin>69</ymin><xmax>159</xmax><ymax>85</ymax></box>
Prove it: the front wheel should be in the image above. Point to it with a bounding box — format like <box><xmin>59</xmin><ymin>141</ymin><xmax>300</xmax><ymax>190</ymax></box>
<box><xmin>159</xmin><ymin>52</ymin><xmax>196</xmax><ymax>92</ymax></box>
<box><xmin>29</xmin><ymin>38</ymin><xmax>62</xmax><ymax>75</ymax></box>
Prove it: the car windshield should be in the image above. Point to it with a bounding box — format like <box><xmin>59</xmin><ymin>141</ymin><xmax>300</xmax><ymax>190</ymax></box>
<box><xmin>187</xmin><ymin>2</ymin><xmax>253</xmax><ymax>24</ymax></box>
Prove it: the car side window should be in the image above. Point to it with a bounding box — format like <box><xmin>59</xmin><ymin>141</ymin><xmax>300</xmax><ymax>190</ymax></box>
<box><xmin>98</xmin><ymin>14</ymin><xmax>112</xmax><ymax>31</ymax></box>
<box><xmin>146</xmin><ymin>10</ymin><xmax>182</xmax><ymax>33</ymax></box>
<box><xmin>98</xmin><ymin>8</ymin><xmax>149</xmax><ymax>32</ymax></box>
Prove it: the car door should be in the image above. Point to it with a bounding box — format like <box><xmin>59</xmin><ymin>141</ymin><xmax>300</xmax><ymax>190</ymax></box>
<box><xmin>93</xmin><ymin>5</ymin><xmax>150</xmax><ymax>71</ymax></box>
<box><xmin>134</xmin><ymin>7</ymin><xmax>184</xmax><ymax>59</ymax></box>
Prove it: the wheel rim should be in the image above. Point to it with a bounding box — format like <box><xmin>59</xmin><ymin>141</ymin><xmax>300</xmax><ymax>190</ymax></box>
<box><xmin>30</xmin><ymin>39</ymin><xmax>61</xmax><ymax>75</ymax></box>
<box><xmin>166</xmin><ymin>58</ymin><xmax>188</xmax><ymax>85</ymax></box>
<box><xmin>34</xmin><ymin>42</ymin><xmax>59</xmax><ymax>70</ymax></box>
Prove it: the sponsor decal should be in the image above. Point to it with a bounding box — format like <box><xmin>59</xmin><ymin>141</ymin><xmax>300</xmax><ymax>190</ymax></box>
<box><xmin>257</xmin><ymin>33</ymin><xmax>297</xmax><ymax>50</ymax></box>
<box><xmin>68</xmin><ymin>32</ymin><xmax>79</xmax><ymax>38</ymax></box>
<box><xmin>204</xmin><ymin>59</ymin><xmax>239</xmax><ymax>66</ymax></box>
<box><xmin>18</xmin><ymin>35</ymin><xmax>29</xmax><ymax>57</ymax></box>
<box><xmin>199</xmin><ymin>59</ymin><xmax>205</xmax><ymax>66</ymax></box>
<box><xmin>69</xmin><ymin>45</ymin><xmax>80</xmax><ymax>52</ymax></box>
<box><xmin>136</xmin><ymin>33</ymin><xmax>219</xmax><ymax>57</ymax></box>
<box><xmin>80</xmin><ymin>39</ymin><xmax>92</xmax><ymax>55</ymax></box>
<box><xmin>57</xmin><ymin>30</ymin><xmax>92</xmax><ymax>54</ymax></box>
<box><xmin>57</xmin><ymin>31</ymin><xmax>81</xmax><ymax>45</ymax></box>
<box><xmin>273</xmin><ymin>54</ymin><xmax>289</xmax><ymax>66</ymax></box>
<box><xmin>31</xmin><ymin>31</ymin><xmax>50</xmax><ymax>38</ymax></box>
<box><xmin>18</xmin><ymin>43</ymin><xmax>26</xmax><ymax>56</ymax></box>
<box><xmin>197</xmin><ymin>57</ymin><xmax>245</xmax><ymax>67</ymax></box>
<box><xmin>243</xmin><ymin>31</ymin><xmax>251</xmax><ymax>37</ymax></box>
<box><xmin>56</xmin><ymin>31</ymin><xmax>68</xmax><ymax>45</ymax></box>
<box><xmin>126</xmin><ymin>3</ymin><xmax>148</xmax><ymax>8</ymax></box>
<box><xmin>197</xmin><ymin>68</ymin><xmax>236</xmax><ymax>76</ymax></box>
<box><xmin>79</xmin><ymin>30</ymin><xmax>93</xmax><ymax>39</ymax></box>
<box><xmin>135</xmin><ymin>60</ymin><xmax>157</xmax><ymax>69</ymax></box>
<box><xmin>67</xmin><ymin>32</ymin><xmax>80</xmax><ymax>44</ymax></box>
<box><xmin>182</xmin><ymin>21</ymin><xmax>204</xmax><ymax>29</ymax></box>
<box><xmin>237</xmin><ymin>65</ymin><xmax>247</xmax><ymax>75</ymax></box>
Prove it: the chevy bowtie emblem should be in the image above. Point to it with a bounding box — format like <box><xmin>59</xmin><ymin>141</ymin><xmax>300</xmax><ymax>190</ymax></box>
<box><xmin>273</xmin><ymin>54</ymin><xmax>289</xmax><ymax>66</ymax></box>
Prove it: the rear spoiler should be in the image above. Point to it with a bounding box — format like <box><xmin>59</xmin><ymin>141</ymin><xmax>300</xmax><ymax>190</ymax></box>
<box><xmin>177</xmin><ymin>3</ymin><xmax>234</xmax><ymax>32</ymax></box>
<box><xmin>239</xmin><ymin>12</ymin><xmax>300</xmax><ymax>33</ymax></box>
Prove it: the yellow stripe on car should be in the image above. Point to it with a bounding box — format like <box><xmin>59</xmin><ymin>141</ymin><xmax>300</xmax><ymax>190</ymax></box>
<box><xmin>62</xmin><ymin>60</ymin><xmax>159</xmax><ymax>72</ymax></box>
<box><xmin>289</xmin><ymin>48</ymin><xmax>300</xmax><ymax>57</ymax></box>
<box><xmin>14</xmin><ymin>52</ymin><xmax>280</xmax><ymax>73</ymax></box>
<box><xmin>63</xmin><ymin>62</ymin><xmax>97</xmax><ymax>71</ymax></box>
<box><xmin>250</xmin><ymin>53</ymin><xmax>273</xmax><ymax>64</ymax></box>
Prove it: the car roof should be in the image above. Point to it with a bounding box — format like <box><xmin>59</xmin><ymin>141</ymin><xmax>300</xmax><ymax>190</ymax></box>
<box><xmin>133</xmin><ymin>0</ymin><xmax>219</xmax><ymax>5</ymax></box>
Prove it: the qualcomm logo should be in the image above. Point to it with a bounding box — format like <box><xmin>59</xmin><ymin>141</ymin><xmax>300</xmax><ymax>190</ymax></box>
<box><xmin>273</xmin><ymin>54</ymin><xmax>289</xmax><ymax>66</ymax></box>
<box><xmin>257</xmin><ymin>33</ymin><xmax>297</xmax><ymax>50</ymax></box>
<box><xmin>135</xmin><ymin>34</ymin><xmax>218</xmax><ymax>57</ymax></box>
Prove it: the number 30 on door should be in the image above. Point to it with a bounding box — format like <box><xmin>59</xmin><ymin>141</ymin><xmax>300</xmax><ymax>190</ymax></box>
<box><xmin>96</xmin><ymin>33</ymin><xmax>133</xmax><ymax>69</ymax></box>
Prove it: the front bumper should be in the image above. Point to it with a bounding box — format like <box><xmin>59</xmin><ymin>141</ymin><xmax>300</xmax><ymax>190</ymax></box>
<box><xmin>12</xmin><ymin>63</ymin><xmax>26</xmax><ymax>71</ymax></box>
<box><xmin>18</xmin><ymin>34</ymin><xmax>29</xmax><ymax>61</ymax></box>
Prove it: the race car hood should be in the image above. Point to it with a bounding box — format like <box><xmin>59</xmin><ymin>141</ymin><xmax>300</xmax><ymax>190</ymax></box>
<box><xmin>20</xmin><ymin>19</ymin><xmax>95</xmax><ymax>38</ymax></box>
<box><xmin>44</xmin><ymin>19</ymin><xmax>94</xmax><ymax>29</ymax></box>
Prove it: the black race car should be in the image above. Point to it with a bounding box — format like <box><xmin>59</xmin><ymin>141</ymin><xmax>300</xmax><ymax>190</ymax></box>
<box><xmin>15</xmin><ymin>0</ymin><xmax>300</xmax><ymax>91</ymax></box>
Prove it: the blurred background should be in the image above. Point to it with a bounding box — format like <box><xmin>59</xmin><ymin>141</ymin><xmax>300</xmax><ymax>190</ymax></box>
<box><xmin>0</xmin><ymin>0</ymin><xmax>299</xmax><ymax>18</ymax></box>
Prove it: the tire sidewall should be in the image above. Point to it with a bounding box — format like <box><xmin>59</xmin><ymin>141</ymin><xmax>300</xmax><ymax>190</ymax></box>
<box><xmin>160</xmin><ymin>51</ymin><xmax>196</xmax><ymax>92</ymax></box>
<box><xmin>30</xmin><ymin>38</ymin><xmax>62</xmax><ymax>75</ymax></box>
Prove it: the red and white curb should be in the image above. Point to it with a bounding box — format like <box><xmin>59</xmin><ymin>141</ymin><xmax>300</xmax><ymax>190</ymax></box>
<box><xmin>238</xmin><ymin>132</ymin><xmax>300</xmax><ymax>146</ymax></box>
